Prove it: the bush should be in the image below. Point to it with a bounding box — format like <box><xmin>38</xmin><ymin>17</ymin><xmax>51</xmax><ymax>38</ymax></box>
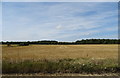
<box><xmin>2</xmin><ymin>58</ymin><xmax>120</xmax><ymax>74</ymax></box>
<box><xmin>18</xmin><ymin>43</ymin><xmax>29</xmax><ymax>46</ymax></box>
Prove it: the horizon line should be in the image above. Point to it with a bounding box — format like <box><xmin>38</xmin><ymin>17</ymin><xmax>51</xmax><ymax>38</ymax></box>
<box><xmin>1</xmin><ymin>38</ymin><xmax>119</xmax><ymax>42</ymax></box>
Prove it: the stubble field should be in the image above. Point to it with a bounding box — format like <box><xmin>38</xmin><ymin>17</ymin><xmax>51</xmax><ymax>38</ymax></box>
<box><xmin>2</xmin><ymin>44</ymin><xmax>119</xmax><ymax>75</ymax></box>
<box><xmin>2</xmin><ymin>44</ymin><xmax>118</xmax><ymax>61</ymax></box>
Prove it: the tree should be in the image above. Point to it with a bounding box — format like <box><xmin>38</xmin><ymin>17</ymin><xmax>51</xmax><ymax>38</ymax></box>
<box><xmin>7</xmin><ymin>43</ymin><xmax>11</xmax><ymax>47</ymax></box>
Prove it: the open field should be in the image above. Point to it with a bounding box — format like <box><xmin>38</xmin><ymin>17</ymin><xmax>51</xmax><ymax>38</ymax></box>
<box><xmin>2</xmin><ymin>44</ymin><xmax>119</xmax><ymax>74</ymax></box>
<box><xmin>2</xmin><ymin>44</ymin><xmax>118</xmax><ymax>61</ymax></box>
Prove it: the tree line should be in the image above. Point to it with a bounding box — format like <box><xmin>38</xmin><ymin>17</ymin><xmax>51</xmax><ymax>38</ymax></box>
<box><xmin>1</xmin><ymin>39</ymin><xmax>120</xmax><ymax>46</ymax></box>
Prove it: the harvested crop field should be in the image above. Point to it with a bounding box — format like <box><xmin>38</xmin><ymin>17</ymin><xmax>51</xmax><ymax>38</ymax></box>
<box><xmin>2</xmin><ymin>44</ymin><xmax>118</xmax><ymax>61</ymax></box>
<box><xmin>2</xmin><ymin>44</ymin><xmax>119</xmax><ymax>75</ymax></box>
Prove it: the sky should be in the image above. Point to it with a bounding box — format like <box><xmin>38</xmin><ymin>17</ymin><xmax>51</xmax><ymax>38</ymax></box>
<box><xmin>2</xmin><ymin>2</ymin><xmax>118</xmax><ymax>41</ymax></box>
<box><xmin>1</xmin><ymin>0</ymin><xmax>120</xmax><ymax>2</ymax></box>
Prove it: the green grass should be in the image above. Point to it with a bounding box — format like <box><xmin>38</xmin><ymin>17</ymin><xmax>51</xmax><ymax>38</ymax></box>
<box><xmin>2</xmin><ymin>58</ymin><xmax>120</xmax><ymax>74</ymax></box>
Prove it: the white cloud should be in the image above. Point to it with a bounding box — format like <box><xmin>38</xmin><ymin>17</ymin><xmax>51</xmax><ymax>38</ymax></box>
<box><xmin>2</xmin><ymin>2</ymin><xmax>118</xmax><ymax>41</ymax></box>
<box><xmin>56</xmin><ymin>24</ymin><xmax>62</xmax><ymax>29</ymax></box>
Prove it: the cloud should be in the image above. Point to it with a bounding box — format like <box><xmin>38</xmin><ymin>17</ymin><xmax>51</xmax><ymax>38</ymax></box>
<box><xmin>56</xmin><ymin>24</ymin><xmax>62</xmax><ymax>29</ymax></box>
<box><xmin>2</xmin><ymin>2</ymin><xmax>118</xmax><ymax>41</ymax></box>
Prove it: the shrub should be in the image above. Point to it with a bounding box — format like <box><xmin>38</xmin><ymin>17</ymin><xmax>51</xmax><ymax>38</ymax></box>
<box><xmin>18</xmin><ymin>43</ymin><xmax>29</xmax><ymax>46</ymax></box>
<box><xmin>2</xmin><ymin>58</ymin><xmax>120</xmax><ymax>74</ymax></box>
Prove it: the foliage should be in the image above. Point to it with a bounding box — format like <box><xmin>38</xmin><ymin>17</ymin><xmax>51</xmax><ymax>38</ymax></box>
<box><xmin>18</xmin><ymin>43</ymin><xmax>29</xmax><ymax>46</ymax></box>
<box><xmin>2</xmin><ymin>58</ymin><xmax>120</xmax><ymax>74</ymax></box>
<box><xmin>1</xmin><ymin>39</ymin><xmax>120</xmax><ymax>45</ymax></box>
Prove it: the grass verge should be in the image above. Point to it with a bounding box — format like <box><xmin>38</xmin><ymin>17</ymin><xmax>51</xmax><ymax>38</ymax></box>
<box><xmin>2</xmin><ymin>58</ymin><xmax>120</xmax><ymax>74</ymax></box>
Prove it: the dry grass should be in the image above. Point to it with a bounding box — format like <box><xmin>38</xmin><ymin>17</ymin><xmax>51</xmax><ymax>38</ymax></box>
<box><xmin>2</xmin><ymin>44</ymin><xmax>119</xmax><ymax>74</ymax></box>
<box><xmin>2</xmin><ymin>44</ymin><xmax>118</xmax><ymax>61</ymax></box>
<box><xmin>3</xmin><ymin>73</ymin><xmax>119</xmax><ymax>76</ymax></box>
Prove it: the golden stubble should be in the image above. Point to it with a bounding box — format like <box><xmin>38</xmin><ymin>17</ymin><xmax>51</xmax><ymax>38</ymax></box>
<box><xmin>2</xmin><ymin>44</ymin><xmax>118</xmax><ymax>61</ymax></box>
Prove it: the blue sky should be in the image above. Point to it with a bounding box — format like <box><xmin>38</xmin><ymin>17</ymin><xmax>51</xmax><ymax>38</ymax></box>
<box><xmin>2</xmin><ymin>0</ymin><xmax>119</xmax><ymax>2</ymax></box>
<box><xmin>2</xmin><ymin>2</ymin><xmax>118</xmax><ymax>41</ymax></box>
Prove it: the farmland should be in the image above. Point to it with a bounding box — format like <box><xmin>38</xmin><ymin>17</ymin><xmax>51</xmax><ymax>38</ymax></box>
<box><xmin>2</xmin><ymin>44</ymin><xmax>119</xmax><ymax>75</ymax></box>
<box><xmin>2</xmin><ymin>44</ymin><xmax>118</xmax><ymax>61</ymax></box>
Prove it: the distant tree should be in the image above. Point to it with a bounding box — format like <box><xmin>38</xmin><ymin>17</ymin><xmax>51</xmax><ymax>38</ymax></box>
<box><xmin>7</xmin><ymin>43</ymin><xmax>11</xmax><ymax>47</ymax></box>
<box><xmin>1</xmin><ymin>39</ymin><xmax>119</xmax><ymax>45</ymax></box>
<box><xmin>18</xmin><ymin>43</ymin><xmax>29</xmax><ymax>46</ymax></box>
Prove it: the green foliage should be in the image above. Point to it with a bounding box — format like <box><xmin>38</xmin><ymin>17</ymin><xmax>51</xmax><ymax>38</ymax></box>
<box><xmin>2</xmin><ymin>58</ymin><xmax>120</xmax><ymax>74</ymax></box>
<box><xmin>76</xmin><ymin>39</ymin><xmax>119</xmax><ymax>44</ymax></box>
<box><xmin>18</xmin><ymin>43</ymin><xmax>29</xmax><ymax>46</ymax></box>
<box><xmin>1</xmin><ymin>39</ymin><xmax>120</xmax><ymax>45</ymax></box>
